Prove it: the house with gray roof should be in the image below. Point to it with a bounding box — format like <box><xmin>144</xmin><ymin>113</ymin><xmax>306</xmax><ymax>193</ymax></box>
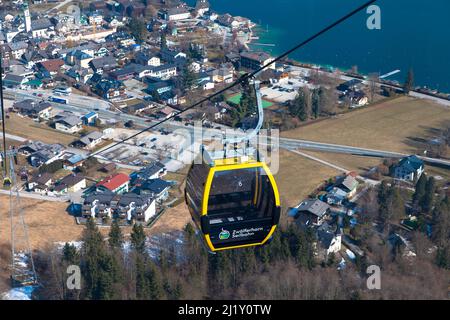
<box><xmin>31</xmin><ymin>18</ymin><xmax>55</xmax><ymax>38</ymax></box>
<box><xmin>393</xmin><ymin>155</ymin><xmax>425</xmax><ymax>182</ymax></box>
<box><xmin>55</xmin><ymin>115</ymin><xmax>83</xmax><ymax>133</ymax></box>
<box><xmin>89</xmin><ymin>55</ymin><xmax>117</xmax><ymax>74</ymax></box>
<box><xmin>336</xmin><ymin>173</ymin><xmax>359</xmax><ymax>198</ymax></box>
<box><xmin>70</xmin><ymin>131</ymin><xmax>104</xmax><ymax>150</ymax></box>
<box><xmin>3</xmin><ymin>74</ymin><xmax>26</xmax><ymax>88</ymax></box>
<box><xmin>53</xmin><ymin>174</ymin><xmax>86</xmax><ymax>194</ymax></box>
<box><xmin>21</xmin><ymin>141</ymin><xmax>66</xmax><ymax>167</ymax></box>
<box><xmin>8</xmin><ymin>41</ymin><xmax>28</xmax><ymax>59</ymax></box>
<box><xmin>13</xmin><ymin>99</ymin><xmax>52</xmax><ymax>119</ymax></box>
<box><xmin>294</xmin><ymin>198</ymin><xmax>330</xmax><ymax>227</ymax></box>
<box><xmin>82</xmin><ymin>191</ymin><xmax>156</xmax><ymax>222</ymax></box>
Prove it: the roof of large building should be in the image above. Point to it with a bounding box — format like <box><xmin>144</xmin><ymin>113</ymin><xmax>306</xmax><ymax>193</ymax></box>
<box><xmin>141</xmin><ymin>178</ymin><xmax>171</xmax><ymax>195</ymax></box>
<box><xmin>97</xmin><ymin>173</ymin><xmax>130</xmax><ymax>191</ymax></box>
<box><xmin>29</xmin><ymin>172</ymin><xmax>53</xmax><ymax>185</ymax></box>
<box><xmin>38</xmin><ymin>59</ymin><xmax>65</xmax><ymax>72</ymax></box>
<box><xmin>56</xmin><ymin>115</ymin><xmax>82</xmax><ymax>127</ymax></box>
<box><xmin>296</xmin><ymin>199</ymin><xmax>330</xmax><ymax>218</ymax></box>
<box><xmin>396</xmin><ymin>155</ymin><xmax>424</xmax><ymax>173</ymax></box>
<box><xmin>54</xmin><ymin>174</ymin><xmax>85</xmax><ymax>191</ymax></box>
<box><xmin>31</xmin><ymin>18</ymin><xmax>53</xmax><ymax>31</ymax></box>
<box><xmin>240</xmin><ymin>51</ymin><xmax>273</xmax><ymax>63</ymax></box>
<box><xmin>337</xmin><ymin>174</ymin><xmax>359</xmax><ymax>192</ymax></box>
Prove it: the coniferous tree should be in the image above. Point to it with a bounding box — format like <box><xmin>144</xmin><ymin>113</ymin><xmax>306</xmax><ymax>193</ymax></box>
<box><xmin>135</xmin><ymin>255</ymin><xmax>150</xmax><ymax>299</ymax></box>
<box><xmin>131</xmin><ymin>224</ymin><xmax>147</xmax><ymax>255</ymax></box>
<box><xmin>420</xmin><ymin>177</ymin><xmax>435</xmax><ymax>212</ymax></box>
<box><xmin>81</xmin><ymin>218</ymin><xmax>118</xmax><ymax>300</ymax></box>
<box><xmin>129</xmin><ymin>18</ymin><xmax>148</xmax><ymax>43</ymax></box>
<box><xmin>160</xmin><ymin>32</ymin><xmax>167</xmax><ymax>49</ymax></box>
<box><xmin>432</xmin><ymin>198</ymin><xmax>450</xmax><ymax>246</ymax></box>
<box><xmin>146</xmin><ymin>261</ymin><xmax>163</xmax><ymax>299</ymax></box>
<box><xmin>181</xmin><ymin>61</ymin><xmax>198</xmax><ymax>94</ymax></box>
<box><xmin>289</xmin><ymin>87</ymin><xmax>311</xmax><ymax>121</ymax></box>
<box><xmin>62</xmin><ymin>243</ymin><xmax>79</xmax><ymax>264</ymax></box>
<box><xmin>413</xmin><ymin>174</ymin><xmax>427</xmax><ymax>205</ymax></box>
<box><xmin>109</xmin><ymin>219</ymin><xmax>124</xmax><ymax>250</ymax></box>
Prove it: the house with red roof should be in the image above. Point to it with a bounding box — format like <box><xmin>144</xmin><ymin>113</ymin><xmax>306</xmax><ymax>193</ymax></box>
<box><xmin>96</xmin><ymin>173</ymin><xmax>130</xmax><ymax>194</ymax></box>
<box><xmin>36</xmin><ymin>59</ymin><xmax>65</xmax><ymax>76</ymax></box>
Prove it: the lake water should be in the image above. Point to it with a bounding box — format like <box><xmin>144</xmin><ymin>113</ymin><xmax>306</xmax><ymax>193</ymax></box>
<box><xmin>189</xmin><ymin>0</ymin><xmax>450</xmax><ymax>92</ymax></box>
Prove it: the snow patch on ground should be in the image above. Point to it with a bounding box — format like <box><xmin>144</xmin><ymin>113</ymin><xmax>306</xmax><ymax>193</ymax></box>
<box><xmin>1</xmin><ymin>286</ymin><xmax>36</xmax><ymax>300</ymax></box>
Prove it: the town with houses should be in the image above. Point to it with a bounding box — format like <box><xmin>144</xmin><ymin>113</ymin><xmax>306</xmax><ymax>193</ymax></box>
<box><xmin>0</xmin><ymin>0</ymin><xmax>449</xmax><ymax>300</ymax></box>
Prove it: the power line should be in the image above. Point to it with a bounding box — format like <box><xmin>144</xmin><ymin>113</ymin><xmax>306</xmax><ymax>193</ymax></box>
<box><xmin>0</xmin><ymin>54</ymin><xmax>8</xmax><ymax>172</ymax></box>
<box><xmin>86</xmin><ymin>0</ymin><xmax>378</xmax><ymax>160</ymax></box>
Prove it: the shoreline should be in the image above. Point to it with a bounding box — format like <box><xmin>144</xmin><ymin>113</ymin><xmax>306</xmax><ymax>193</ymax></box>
<box><xmin>246</xmin><ymin>23</ymin><xmax>450</xmax><ymax>98</ymax></box>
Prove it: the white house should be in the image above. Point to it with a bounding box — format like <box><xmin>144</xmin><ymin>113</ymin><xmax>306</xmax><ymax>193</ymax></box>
<box><xmin>163</xmin><ymin>7</ymin><xmax>191</xmax><ymax>21</ymax></box>
<box><xmin>55</xmin><ymin>116</ymin><xmax>83</xmax><ymax>134</ymax></box>
<box><xmin>317</xmin><ymin>229</ymin><xmax>342</xmax><ymax>257</ymax></box>
<box><xmin>393</xmin><ymin>155</ymin><xmax>425</xmax><ymax>182</ymax></box>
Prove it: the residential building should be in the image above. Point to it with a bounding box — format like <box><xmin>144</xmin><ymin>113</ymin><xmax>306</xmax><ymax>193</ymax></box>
<box><xmin>195</xmin><ymin>0</ymin><xmax>210</xmax><ymax>17</ymax></box>
<box><xmin>130</xmin><ymin>162</ymin><xmax>167</xmax><ymax>183</ymax></box>
<box><xmin>8</xmin><ymin>41</ymin><xmax>28</xmax><ymax>59</ymax></box>
<box><xmin>19</xmin><ymin>141</ymin><xmax>65</xmax><ymax>167</ymax></box>
<box><xmin>317</xmin><ymin>229</ymin><xmax>342</xmax><ymax>257</ymax></box>
<box><xmin>160</xmin><ymin>7</ymin><xmax>191</xmax><ymax>21</ymax></box>
<box><xmin>160</xmin><ymin>48</ymin><xmax>187</xmax><ymax>64</ymax></box>
<box><xmin>81</xmin><ymin>111</ymin><xmax>99</xmax><ymax>126</ymax></box>
<box><xmin>3</xmin><ymin>74</ymin><xmax>26</xmax><ymax>88</ymax></box>
<box><xmin>70</xmin><ymin>131</ymin><xmax>103</xmax><ymax>150</ymax></box>
<box><xmin>66</xmin><ymin>50</ymin><xmax>93</xmax><ymax>69</ymax></box>
<box><xmin>116</xmin><ymin>192</ymin><xmax>156</xmax><ymax>222</ymax></box>
<box><xmin>36</xmin><ymin>59</ymin><xmax>65</xmax><ymax>76</ymax></box>
<box><xmin>89</xmin><ymin>55</ymin><xmax>118</xmax><ymax>74</ymax></box>
<box><xmin>327</xmin><ymin>187</ymin><xmax>348</xmax><ymax>206</ymax></box>
<box><xmin>240</xmin><ymin>51</ymin><xmax>275</xmax><ymax>71</ymax></box>
<box><xmin>12</xmin><ymin>99</ymin><xmax>52</xmax><ymax>119</ymax></box>
<box><xmin>94</xmin><ymin>78</ymin><xmax>126</xmax><ymax>100</ymax></box>
<box><xmin>31</xmin><ymin>18</ymin><xmax>55</xmax><ymax>38</ymax></box>
<box><xmin>294</xmin><ymin>199</ymin><xmax>330</xmax><ymax>227</ymax></box>
<box><xmin>82</xmin><ymin>191</ymin><xmax>156</xmax><ymax>222</ymax></box>
<box><xmin>97</xmin><ymin>173</ymin><xmax>130</xmax><ymax>194</ymax></box>
<box><xmin>55</xmin><ymin>115</ymin><xmax>83</xmax><ymax>133</ymax></box>
<box><xmin>336</xmin><ymin>173</ymin><xmax>359</xmax><ymax>199</ymax></box>
<box><xmin>134</xmin><ymin>178</ymin><xmax>171</xmax><ymax>202</ymax></box>
<box><xmin>27</xmin><ymin>172</ymin><xmax>53</xmax><ymax>192</ymax></box>
<box><xmin>53</xmin><ymin>174</ymin><xmax>87</xmax><ymax>194</ymax></box>
<box><xmin>393</xmin><ymin>155</ymin><xmax>425</xmax><ymax>182</ymax></box>
<box><xmin>135</xmin><ymin>52</ymin><xmax>160</xmax><ymax>67</ymax></box>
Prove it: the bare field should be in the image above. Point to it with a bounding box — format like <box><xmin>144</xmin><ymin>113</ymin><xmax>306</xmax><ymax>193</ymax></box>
<box><xmin>149</xmin><ymin>203</ymin><xmax>191</xmax><ymax>236</ymax></box>
<box><xmin>281</xmin><ymin>96</ymin><xmax>450</xmax><ymax>154</ymax></box>
<box><xmin>5</xmin><ymin>113</ymin><xmax>76</xmax><ymax>145</ymax></box>
<box><xmin>0</xmin><ymin>196</ymin><xmax>83</xmax><ymax>292</ymax></box>
<box><xmin>276</xmin><ymin>149</ymin><xmax>340</xmax><ymax>208</ymax></box>
<box><xmin>0</xmin><ymin>196</ymin><xmax>83</xmax><ymax>250</ymax></box>
<box><xmin>301</xmin><ymin>151</ymin><xmax>382</xmax><ymax>173</ymax></box>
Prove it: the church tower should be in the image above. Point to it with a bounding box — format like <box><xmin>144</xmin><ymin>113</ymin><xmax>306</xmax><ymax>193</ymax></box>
<box><xmin>23</xmin><ymin>2</ymin><xmax>32</xmax><ymax>33</ymax></box>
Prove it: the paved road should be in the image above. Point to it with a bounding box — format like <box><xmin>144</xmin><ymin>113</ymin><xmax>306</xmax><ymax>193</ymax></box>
<box><xmin>0</xmin><ymin>189</ymin><xmax>69</xmax><ymax>202</ymax></box>
<box><xmin>279</xmin><ymin>137</ymin><xmax>450</xmax><ymax>168</ymax></box>
<box><xmin>0</xmin><ymin>133</ymin><xmax>27</xmax><ymax>142</ymax></box>
<box><xmin>46</xmin><ymin>0</ymin><xmax>73</xmax><ymax>13</ymax></box>
<box><xmin>7</xmin><ymin>88</ymin><xmax>450</xmax><ymax>169</ymax></box>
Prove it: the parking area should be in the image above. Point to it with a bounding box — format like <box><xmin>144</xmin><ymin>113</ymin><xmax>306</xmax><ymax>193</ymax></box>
<box><xmin>100</xmin><ymin>128</ymin><xmax>199</xmax><ymax>171</ymax></box>
<box><xmin>261</xmin><ymin>77</ymin><xmax>316</xmax><ymax>103</ymax></box>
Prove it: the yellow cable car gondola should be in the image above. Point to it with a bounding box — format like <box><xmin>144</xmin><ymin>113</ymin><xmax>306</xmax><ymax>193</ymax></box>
<box><xmin>185</xmin><ymin>80</ymin><xmax>281</xmax><ymax>252</ymax></box>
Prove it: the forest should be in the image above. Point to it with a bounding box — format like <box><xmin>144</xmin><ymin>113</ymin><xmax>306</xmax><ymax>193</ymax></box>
<box><xmin>33</xmin><ymin>176</ymin><xmax>450</xmax><ymax>301</ymax></box>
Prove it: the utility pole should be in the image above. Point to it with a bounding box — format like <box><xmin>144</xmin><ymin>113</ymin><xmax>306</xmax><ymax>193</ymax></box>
<box><xmin>0</xmin><ymin>53</ymin><xmax>38</xmax><ymax>288</ymax></box>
